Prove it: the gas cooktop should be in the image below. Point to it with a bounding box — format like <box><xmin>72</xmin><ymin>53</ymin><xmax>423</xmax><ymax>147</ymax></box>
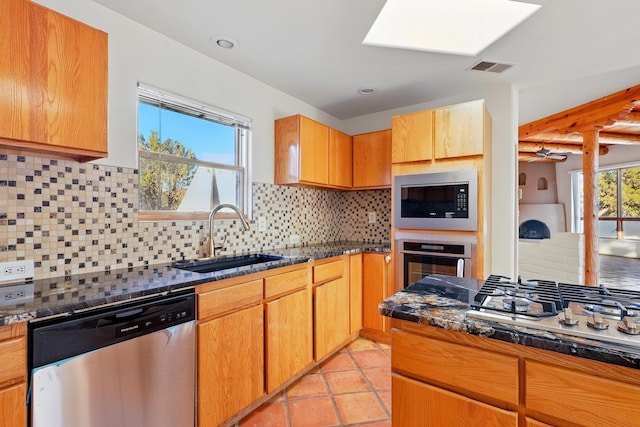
<box><xmin>466</xmin><ymin>275</ymin><xmax>640</xmax><ymax>349</ymax></box>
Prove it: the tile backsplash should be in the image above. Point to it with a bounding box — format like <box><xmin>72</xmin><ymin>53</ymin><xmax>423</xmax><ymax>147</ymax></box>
<box><xmin>0</xmin><ymin>154</ymin><xmax>390</xmax><ymax>280</ymax></box>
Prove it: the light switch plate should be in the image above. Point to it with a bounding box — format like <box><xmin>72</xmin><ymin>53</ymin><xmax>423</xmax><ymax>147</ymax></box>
<box><xmin>368</xmin><ymin>212</ymin><xmax>377</xmax><ymax>224</ymax></box>
<box><xmin>290</xmin><ymin>234</ymin><xmax>300</xmax><ymax>245</ymax></box>
<box><xmin>258</xmin><ymin>216</ymin><xmax>267</xmax><ymax>232</ymax></box>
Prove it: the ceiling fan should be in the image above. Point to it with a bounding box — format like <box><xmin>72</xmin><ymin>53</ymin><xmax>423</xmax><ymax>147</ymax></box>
<box><xmin>528</xmin><ymin>142</ymin><xmax>568</xmax><ymax>162</ymax></box>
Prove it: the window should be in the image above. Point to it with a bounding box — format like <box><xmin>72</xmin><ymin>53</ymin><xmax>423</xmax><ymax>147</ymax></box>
<box><xmin>573</xmin><ymin>165</ymin><xmax>640</xmax><ymax>240</ymax></box>
<box><xmin>137</xmin><ymin>84</ymin><xmax>251</xmax><ymax>221</ymax></box>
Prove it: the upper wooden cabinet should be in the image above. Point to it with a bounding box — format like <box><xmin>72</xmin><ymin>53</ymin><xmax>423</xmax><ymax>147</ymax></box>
<box><xmin>392</xmin><ymin>110</ymin><xmax>433</xmax><ymax>163</ymax></box>
<box><xmin>275</xmin><ymin>115</ymin><xmax>390</xmax><ymax>190</ymax></box>
<box><xmin>275</xmin><ymin>114</ymin><xmax>329</xmax><ymax>186</ymax></box>
<box><xmin>392</xmin><ymin>99</ymin><xmax>490</xmax><ymax>164</ymax></box>
<box><xmin>0</xmin><ymin>0</ymin><xmax>108</xmax><ymax>162</ymax></box>
<box><xmin>434</xmin><ymin>100</ymin><xmax>488</xmax><ymax>159</ymax></box>
<box><xmin>329</xmin><ymin>128</ymin><xmax>352</xmax><ymax>188</ymax></box>
<box><xmin>353</xmin><ymin>129</ymin><xmax>391</xmax><ymax>189</ymax></box>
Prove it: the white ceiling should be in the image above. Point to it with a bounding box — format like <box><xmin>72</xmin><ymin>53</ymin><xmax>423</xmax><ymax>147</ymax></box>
<box><xmin>92</xmin><ymin>0</ymin><xmax>640</xmax><ymax>121</ymax></box>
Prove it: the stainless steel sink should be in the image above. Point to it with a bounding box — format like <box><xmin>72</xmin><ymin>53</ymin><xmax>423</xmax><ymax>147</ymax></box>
<box><xmin>172</xmin><ymin>253</ymin><xmax>285</xmax><ymax>273</ymax></box>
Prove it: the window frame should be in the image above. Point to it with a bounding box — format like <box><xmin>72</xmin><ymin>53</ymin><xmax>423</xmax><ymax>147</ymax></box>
<box><xmin>572</xmin><ymin>163</ymin><xmax>640</xmax><ymax>240</ymax></box>
<box><xmin>136</xmin><ymin>83</ymin><xmax>252</xmax><ymax>222</ymax></box>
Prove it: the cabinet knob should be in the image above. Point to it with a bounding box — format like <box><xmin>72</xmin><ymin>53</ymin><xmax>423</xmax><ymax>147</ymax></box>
<box><xmin>385</xmin><ymin>255</ymin><xmax>391</xmax><ymax>264</ymax></box>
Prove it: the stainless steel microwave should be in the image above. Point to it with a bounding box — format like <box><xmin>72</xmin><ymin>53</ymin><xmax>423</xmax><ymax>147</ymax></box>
<box><xmin>394</xmin><ymin>169</ymin><xmax>478</xmax><ymax>231</ymax></box>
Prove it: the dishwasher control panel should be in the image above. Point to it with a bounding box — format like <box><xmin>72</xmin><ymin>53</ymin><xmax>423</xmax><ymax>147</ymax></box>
<box><xmin>116</xmin><ymin>308</ymin><xmax>193</xmax><ymax>337</ymax></box>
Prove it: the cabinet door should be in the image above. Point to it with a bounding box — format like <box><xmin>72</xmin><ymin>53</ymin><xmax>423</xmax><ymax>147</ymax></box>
<box><xmin>314</xmin><ymin>277</ymin><xmax>350</xmax><ymax>360</ymax></box>
<box><xmin>353</xmin><ymin>129</ymin><xmax>391</xmax><ymax>189</ymax></box>
<box><xmin>0</xmin><ymin>0</ymin><xmax>108</xmax><ymax>160</ymax></box>
<box><xmin>392</xmin><ymin>110</ymin><xmax>433</xmax><ymax>163</ymax></box>
<box><xmin>197</xmin><ymin>305</ymin><xmax>264</xmax><ymax>427</ymax></box>
<box><xmin>525</xmin><ymin>359</ymin><xmax>640</xmax><ymax>426</ymax></box>
<box><xmin>0</xmin><ymin>383</ymin><xmax>26</xmax><ymax>427</ymax></box>
<box><xmin>329</xmin><ymin>128</ymin><xmax>352</xmax><ymax>188</ymax></box>
<box><xmin>434</xmin><ymin>100</ymin><xmax>485</xmax><ymax>159</ymax></box>
<box><xmin>392</xmin><ymin>374</ymin><xmax>518</xmax><ymax>427</ymax></box>
<box><xmin>349</xmin><ymin>254</ymin><xmax>363</xmax><ymax>334</ymax></box>
<box><xmin>362</xmin><ymin>253</ymin><xmax>388</xmax><ymax>332</ymax></box>
<box><xmin>300</xmin><ymin>116</ymin><xmax>329</xmax><ymax>185</ymax></box>
<box><xmin>266</xmin><ymin>288</ymin><xmax>313</xmax><ymax>392</ymax></box>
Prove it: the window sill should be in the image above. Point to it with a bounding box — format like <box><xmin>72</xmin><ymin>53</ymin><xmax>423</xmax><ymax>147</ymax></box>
<box><xmin>139</xmin><ymin>211</ymin><xmax>247</xmax><ymax>222</ymax></box>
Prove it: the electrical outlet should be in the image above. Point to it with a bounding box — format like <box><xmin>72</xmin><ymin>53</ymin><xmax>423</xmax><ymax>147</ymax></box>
<box><xmin>290</xmin><ymin>234</ymin><xmax>300</xmax><ymax>245</ymax></box>
<box><xmin>258</xmin><ymin>217</ymin><xmax>267</xmax><ymax>232</ymax></box>
<box><xmin>368</xmin><ymin>211</ymin><xmax>377</xmax><ymax>224</ymax></box>
<box><xmin>0</xmin><ymin>260</ymin><xmax>34</xmax><ymax>283</ymax></box>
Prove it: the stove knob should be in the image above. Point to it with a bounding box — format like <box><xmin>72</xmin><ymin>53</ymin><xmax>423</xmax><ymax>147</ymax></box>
<box><xmin>587</xmin><ymin>312</ymin><xmax>609</xmax><ymax>330</ymax></box>
<box><xmin>624</xmin><ymin>316</ymin><xmax>637</xmax><ymax>332</ymax></box>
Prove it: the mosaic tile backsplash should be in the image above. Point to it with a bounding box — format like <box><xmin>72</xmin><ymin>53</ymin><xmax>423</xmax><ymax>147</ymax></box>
<box><xmin>0</xmin><ymin>154</ymin><xmax>390</xmax><ymax>280</ymax></box>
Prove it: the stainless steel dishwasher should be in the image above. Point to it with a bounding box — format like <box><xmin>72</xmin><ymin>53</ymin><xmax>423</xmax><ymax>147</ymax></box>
<box><xmin>28</xmin><ymin>290</ymin><xmax>196</xmax><ymax>427</ymax></box>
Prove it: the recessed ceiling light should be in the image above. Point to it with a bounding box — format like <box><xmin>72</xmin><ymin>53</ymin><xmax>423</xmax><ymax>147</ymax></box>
<box><xmin>358</xmin><ymin>87</ymin><xmax>377</xmax><ymax>95</ymax></box>
<box><xmin>210</xmin><ymin>35</ymin><xmax>239</xmax><ymax>50</ymax></box>
<box><xmin>363</xmin><ymin>0</ymin><xmax>542</xmax><ymax>56</ymax></box>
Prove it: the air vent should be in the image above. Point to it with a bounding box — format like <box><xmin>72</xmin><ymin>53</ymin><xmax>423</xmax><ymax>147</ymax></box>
<box><xmin>468</xmin><ymin>61</ymin><xmax>513</xmax><ymax>74</ymax></box>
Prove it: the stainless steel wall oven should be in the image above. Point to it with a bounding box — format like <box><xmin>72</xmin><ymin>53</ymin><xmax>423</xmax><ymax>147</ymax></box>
<box><xmin>397</xmin><ymin>239</ymin><xmax>476</xmax><ymax>288</ymax></box>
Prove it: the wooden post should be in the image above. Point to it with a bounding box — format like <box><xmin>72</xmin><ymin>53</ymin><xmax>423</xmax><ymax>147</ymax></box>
<box><xmin>582</xmin><ymin>130</ymin><xmax>600</xmax><ymax>286</ymax></box>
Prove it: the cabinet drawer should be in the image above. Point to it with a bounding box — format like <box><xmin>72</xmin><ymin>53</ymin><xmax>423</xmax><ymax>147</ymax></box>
<box><xmin>264</xmin><ymin>268</ymin><xmax>308</xmax><ymax>299</ymax></box>
<box><xmin>0</xmin><ymin>336</ymin><xmax>26</xmax><ymax>385</ymax></box>
<box><xmin>392</xmin><ymin>374</ymin><xmax>517</xmax><ymax>427</ymax></box>
<box><xmin>392</xmin><ymin>330</ymin><xmax>518</xmax><ymax>405</ymax></box>
<box><xmin>312</xmin><ymin>259</ymin><xmax>344</xmax><ymax>284</ymax></box>
<box><xmin>525</xmin><ymin>360</ymin><xmax>640</xmax><ymax>426</ymax></box>
<box><xmin>198</xmin><ymin>279</ymin><xmax>263</xmax><ymax>320</ymax></box>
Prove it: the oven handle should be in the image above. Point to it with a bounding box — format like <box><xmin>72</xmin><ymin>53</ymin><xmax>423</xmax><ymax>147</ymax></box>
<box><xmin>399</xmin><ymin>249</ymin><xmax>473</xmax><ymax>258</ymax></box>
<box><xmin>456</xmin><ymin>258</ymin><xmax>465</xmax><ymax>277</ymax></box>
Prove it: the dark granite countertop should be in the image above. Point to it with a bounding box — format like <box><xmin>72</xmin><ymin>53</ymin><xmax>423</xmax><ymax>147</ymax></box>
<box><xmin>0</xmin><ymin>241</ymin><xmax>389</xmax><ymax>326</ymax></box>
<box><xmin>379</xmin><ymin>274</ymin><xmax>640</xmax><ymax>370</ymax></box>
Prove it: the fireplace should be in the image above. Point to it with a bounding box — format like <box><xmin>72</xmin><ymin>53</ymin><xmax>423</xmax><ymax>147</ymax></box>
<box><xmin>518</xmin><ymin>203</ymin><xmax>566</xmax><ymax>240</ymax></box>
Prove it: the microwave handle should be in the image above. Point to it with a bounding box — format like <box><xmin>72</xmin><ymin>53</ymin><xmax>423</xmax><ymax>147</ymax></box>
<box><xmin>456</xmin><ymin>258</ymin><xmax>464</xmax><ymax>277</ymax></box>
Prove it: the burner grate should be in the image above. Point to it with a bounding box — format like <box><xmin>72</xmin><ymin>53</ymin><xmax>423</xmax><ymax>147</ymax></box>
<box><xmin>471</xmin><ymin>275</ymin><xmax>562</xmax><ymax>317</ymax></box>
<box><xmin>558</xmin><ymin>283</ymin><xmax>640</xmax><ymax>319</ymax></box>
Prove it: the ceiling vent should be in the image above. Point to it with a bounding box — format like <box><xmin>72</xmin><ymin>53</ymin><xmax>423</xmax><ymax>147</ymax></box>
<box><xmin>468</xmin><ymin>60</ymin><xmax>513</xmax><ymax>74</ymax></box>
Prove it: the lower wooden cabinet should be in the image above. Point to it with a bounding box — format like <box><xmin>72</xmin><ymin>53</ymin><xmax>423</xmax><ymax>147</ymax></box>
<box><xmin>265</xmin><ymin>288</ymin><xmax>313</xmax><ymax>392</ymax></box>
<box><xmin>349</xmin><ymin>253</ymin><xmax>363</xmax><ymax>334</ymax></box>
<box><xmin>392</xmin><ymin>319</ymin><xmax>640</xmax><ymax>427</ymax></box>
<box><xmin>314</xmin><ymin>276</ymin><xmax>350</xmax><ymax>360</ymax></box>
<box><xmin>362</xmin><ymin>253</ymin><xmax>391</xmax><ymax>334</ymax></box>
<box><xmin>0</xmin><ymin>323</ymin><xmax>26</xmax><ymax>427</ymax></box>
<box><xmin>525</xmin><ymin>359</ymin><xmax>640</xmax><ymax>426</ymax></box>
<box><xmin>197</xmin><ymin>304</ymin><xmax>264</xmax><ymax>427</ymax></box>
<box><xmin>392</xmin><ymin>374</ymin><xmax>518</xmax><ymax>427</ymax></box>
<box><xmin>0</xmin><ymin>383</ymin><xmax>27</xmax><ymax>427</ymax></box>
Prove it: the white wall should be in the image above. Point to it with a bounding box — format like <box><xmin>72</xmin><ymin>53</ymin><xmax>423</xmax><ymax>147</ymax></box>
<box><xmin>518</xmin><ymin>162</ymin><xmax>558</xmax><ymax>204</ymax></box>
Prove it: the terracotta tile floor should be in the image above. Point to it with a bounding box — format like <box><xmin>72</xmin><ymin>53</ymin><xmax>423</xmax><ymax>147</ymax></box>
<box><xmin>238</xmin><ymin>338</ymin><xmax>391</xmax><ymax>427</ymax></box>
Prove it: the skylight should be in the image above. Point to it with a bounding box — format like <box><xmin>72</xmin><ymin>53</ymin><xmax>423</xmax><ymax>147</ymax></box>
<box><xmin>363</xmin><ymin>0</ymin><xmax>542</xmax><ymax>56</ymax></box>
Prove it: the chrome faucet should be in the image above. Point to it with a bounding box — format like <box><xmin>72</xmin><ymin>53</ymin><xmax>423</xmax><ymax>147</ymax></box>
<box><xmin>208</xmin><ymin>203</ymin><xmax>250</xmax><ymax>257</ymax></box>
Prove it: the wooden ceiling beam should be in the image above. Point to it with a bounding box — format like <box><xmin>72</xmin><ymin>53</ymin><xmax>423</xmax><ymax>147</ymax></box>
<box><xmin>518</xmin><ymin>142</ymin><xmax>609</xmax><ymax>155</ymax></box>
<box><xmin>520</xmin><ymin>131</ymin><xmax>640</xmax><ymax>145</ymax></box>
<box><xmin>519</xmin><ymin>85</ymin><xmax>640</xmax><ymax>138</ymax></box>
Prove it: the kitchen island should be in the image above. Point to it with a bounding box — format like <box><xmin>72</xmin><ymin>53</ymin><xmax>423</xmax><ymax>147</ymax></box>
<box><xmin>380</xmin><ymin>275</ymin><xmax>640</xmax><ymax>426</ymax></box>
